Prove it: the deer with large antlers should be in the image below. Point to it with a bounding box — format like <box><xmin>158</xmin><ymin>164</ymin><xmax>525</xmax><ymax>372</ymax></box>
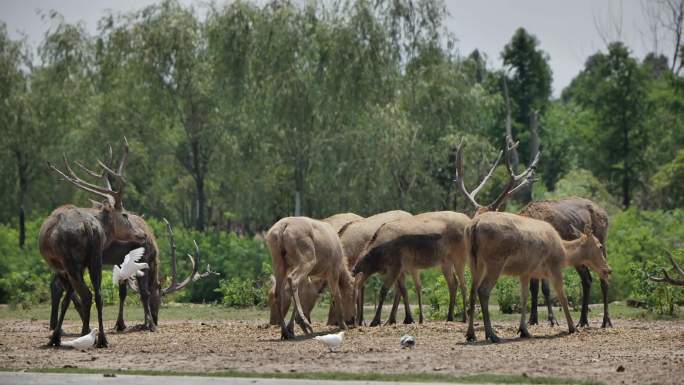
<box><xmin>40</xmin><ymin>138</ymin><xmax>146</xmax><ymax>347</ymax></box>
<box><xmin>46</xmin><ymin>139</ymin><xmax>216</xmax><ymax>336</ymax></box>
<box><xmin>455</xmin><ymin>138</ymin><xmax>612</xmax><ymax>342</ymax></box>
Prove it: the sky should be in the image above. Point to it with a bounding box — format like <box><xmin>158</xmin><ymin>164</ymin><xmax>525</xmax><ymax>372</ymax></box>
<box><xmin>0</xmin><ymin>0</ymin><xmax>659</xmax><ymax>96</ymax></box>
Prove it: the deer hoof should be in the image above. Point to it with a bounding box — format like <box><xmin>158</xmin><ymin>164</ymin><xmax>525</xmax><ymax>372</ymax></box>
<box><xmin>518</xmin><ymin>327</ymin><xmax>532</xmax><ymax>339</ymax></box>
<box><xmin>488</xmin><ymin>333</ymin><xmax>501</xmax><ymax>343</ymax></box>
<box><xmin>96</xmin><ymin>335</ymin><xmax>108</xmax><ymax>348</ymax></box>
<box><xmin>369</xmin><ymin>319</ymin><xmax>381</xmax><ymax>327</ymax></box>
<box><xmin>601</xmin><ymin>317</ymin><xmax>613</xmax><ymax>328</ymax></box>
<box><xmin>465</xmin><ymin>332</ymin><xmax>477</xmax><ymax>343</ymax></box>
<box><xmin>568</xmin><ymin>325</ymin><xmax>577</xmax><ymax>335</ymax></box>
<box><xmin>281</xmin><ymin>330</ymin><xmax>295</xmax><ymax>340</ymax></box>
<box><xmin>548</xmin><ymin>316</ymin><xmax>559</xmax><ymax>327</ymax></box>
<box><xmin>114</xmin><ymin>322</ymin><xmax>126</xmax><ymax>332</ymax></box>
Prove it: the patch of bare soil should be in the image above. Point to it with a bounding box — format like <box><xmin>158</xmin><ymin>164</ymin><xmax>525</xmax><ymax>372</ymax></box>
<box><xmin>1</xmin><ymin>318</ymin><xmax>682</xmax><ymax>385</ymax></box>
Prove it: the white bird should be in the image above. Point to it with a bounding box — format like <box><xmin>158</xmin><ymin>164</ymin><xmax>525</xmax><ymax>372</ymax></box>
<box><xmin>314</xmin><ymin>331</ymin><xmax>345</xmax><ymax>352</ymax></box>
<box><xmin>61</xmin><ymin>328</ymin><xmax>97</xmax><ymax>349</ymax></box>
<box><xmin>112</xmin><ymin>247</ymin><xmax>148</xmax><ymax>285</ymax></box>
<box><xmin>400</xmin><ymin>334</ymin><xmax>415</xmax><ymax>349</ymax></box>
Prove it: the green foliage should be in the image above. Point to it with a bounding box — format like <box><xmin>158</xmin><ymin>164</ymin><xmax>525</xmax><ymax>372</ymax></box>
<box><xmin>628</xmin><ymin>251</ymin><xmax>684</xmax><ymax>315</ymax></box>
<box><xmin>495</xmin><ymin>276</ymin><xmax>520</xmax><ymax>314</ymax></box>
<box><xmin>651</xmin><ymin>149</ymin><xmax>684</xmax><ymax>209</ymax></box>
<box><xmin>562</xmin><ymin>269</ymin><xmax>582</xmax><ymax>311</ymax></box>
<box><xmin>606</xmin><ymin>209</ymin><xmax>684</xmax><ymax>300</ymax></box>
<box><xmin>541</xmin><ymin>169</ymin><xmax>622</xmax><ymax>215</ymax></box>
<box><xmin>214</xmin><ymin>277</ymin><xmax>265</xmax><ymax>308</ymax></box>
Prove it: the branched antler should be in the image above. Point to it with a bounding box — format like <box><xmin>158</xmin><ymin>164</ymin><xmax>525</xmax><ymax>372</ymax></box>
<box><xmin>649</xmin><ymin>252</ymin><xmax>684</xmax><ymax>286</ymax></box>
<box><xmin>161</xmin><ymin>218</ymin><xmax>219</xmax><ymax>296</ymax></box>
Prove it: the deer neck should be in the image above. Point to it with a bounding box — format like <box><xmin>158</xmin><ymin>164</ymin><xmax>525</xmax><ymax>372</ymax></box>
<box><xmin>561</xmin><ymin>237</ymin><xmax>585</xmax><ymax>267</ymax></box>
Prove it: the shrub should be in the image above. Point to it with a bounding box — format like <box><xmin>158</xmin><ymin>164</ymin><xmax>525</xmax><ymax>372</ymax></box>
<box><xmin>628</xmin><ymin>250</ymin><xmax>684</xmax><ymax>316</ymax></box>
<box><xmin>214</xmin><ymin>277</ymin><xmax>265</xmax><ymax>308</ymax></box>
<box><xmin>495</xmin><ymin>276</ymin><xmax>520</xmax><ymax>314</ymax></box>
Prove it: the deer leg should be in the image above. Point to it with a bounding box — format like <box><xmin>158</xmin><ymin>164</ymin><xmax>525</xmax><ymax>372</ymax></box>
<box><xmin>136</xmin><ymin>274</ymin><xmax>156</xmax><ymax>331</ymax></box>
<box><xmin>442</xmin><ymin>264</ymin><xmax>457</xmax><ymax>322</ymax></box>
<box><xmin>49</xmin><ymin>275</ymin><xmax>63</xmax><ymax>331</ymax></box>
<box><xmin>465</xmin><ymin>261</ymin><xmax>483</xmax><ymax>342</ymax></box>
<box><xmin>49</xmin><ymin>276</ymin><xmax>72</xmax><ymax>347</ymax></box>
<box><xmin>88</xmin><ymin>253</ymin><xmax>108</xmax><ymax>348</ymax></box>
<box><xmin>326</xmin><ymin>302</ymin><xmax>336</xmax><ymax>326</ymax></box>
<box><xmin>397</xmin><ymin>275</ymin><xmax>414</xmax><ymax>324</ymax></box>
<box><xmin>369</xmin><ymin>285</ymin><xmax>389</xmax><ymax>327</ymax></box>
<box><xmin>287</xmin><ymin>275</ymin><xmax>314</xmax><ymax>335</ymax></box>
<box><xmin>411</xmin><ymin>270</ymin><xmax>424</xmax><ymax>324</ymax></box>
<box><xmin>550</xmin><ymin>270</ymin><xmax>576</xmax><ymax>335</ymax></box>
<box><xmin>542</xmin><ymin>279</ymin><xmax>558</xmax><ymax>326</ymax></box>
<box><xmin>273</xmin><ymin>266</ymin><xmax>294</xmax><ymax>340</ymax></box>
<box><xmin>576</xmin><ymin>265</ymin><xmax>592</xmax><ymax>327</ymax></box>
<box><xmin>600</xmin><ymin>279</ymin><xmax>612</xmax><ymax>328</ymax></box>
<box><xmin>478</xmin><ymin>272</ymin><xmax>501</xmax><ymax>343</ymax></box>
<box><xmin>455</xmin><ymin>263</ymin><xmax>468</xmax><ymax>323</ymax></box>
<box><xmin>386</xmin><ymin>285</ymin><xmax>401</xmax><ymax>325</ymax></box>
<box><xmin>518</xmin><ymin>276</ymin><xmax>532</xmax><ymax>338</ymax></box>
<box><xmin>115</xmin><ymin>282</ymin><xmax>127</xmax><ymax>332</ymax></box>
<box><xmin>528</xmin><ymin>278</ymin><xmax>539</xmax><ymax>325</ymax></box>
<box><xmin>65</xmin><ymin>265</ymin><xmax>92</xmax><ymax>336</ymax></box>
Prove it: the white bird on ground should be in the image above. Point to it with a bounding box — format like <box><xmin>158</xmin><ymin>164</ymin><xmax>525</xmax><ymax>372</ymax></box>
<box><xmin>112</xmin><ymin>247</ymin><xmax>148</xmax><ymax>285</ymax></box>
<box><xmin>314</xmin><ymin>331</ymin><xmax>345</xmax><ymax>352</ymax></box>
<box><xmin>400</xmin><ymin>334</ymin><xmax>415</xmax><ymax>349</ymax></box>
<box><xmin>61</xmin><ymin>328</ymin><xmax>97</xmax><ymax>349</ymax></box>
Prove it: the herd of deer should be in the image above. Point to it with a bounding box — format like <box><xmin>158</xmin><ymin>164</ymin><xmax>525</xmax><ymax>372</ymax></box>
<box><xmin>266</xmin><ymin>137</ymin><xmax>614</xmax><ymax>343</ymax></box>
<box><xmin>37</xmin><ymin>135</ymin><xmax>677</xmax><ymax>349</ymax></box>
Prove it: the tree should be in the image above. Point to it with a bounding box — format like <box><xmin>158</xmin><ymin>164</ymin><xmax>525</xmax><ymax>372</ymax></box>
<box><xmin>564</xmin><ymin>42</ymin><xmax>649</xmax><ymax>208</ymax></box>
<box><xmin>501</xmin><ymin>28</ymin><xmax>552</xmax><ymax>202</ymax></box>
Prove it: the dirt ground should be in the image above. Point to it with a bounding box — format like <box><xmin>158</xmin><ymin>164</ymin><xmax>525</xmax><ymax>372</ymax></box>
<box><xmin>1</xmin><ymin>316</ymin><xmax>683</xmax><ymax>385</ymax></box>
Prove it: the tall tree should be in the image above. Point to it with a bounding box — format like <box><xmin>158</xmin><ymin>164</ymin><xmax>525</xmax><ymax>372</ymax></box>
<box><xmin>501</xmin><ymin>28</ymin><xmax>552</xmax><ymax>202</ymax></box>
<box><xmin>564</xmin><ymin>42</ymin><xmax>649</xmax><ymax>208</ymax></box>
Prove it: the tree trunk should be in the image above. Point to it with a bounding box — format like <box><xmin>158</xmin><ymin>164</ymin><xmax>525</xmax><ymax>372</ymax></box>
<box><xmin>15</xmin><ymin>150</ymin><xmax>28</xmax><ymax>249</ymax></box>
<box><xmin>522</xmin><ymin>110</ymin><xmax>540</xmax><ymax>203</ymax></box>
<box><xmin>196</xmin><ymin>177</ymin><xmax>206</xmax><ymax>231</ymax></box>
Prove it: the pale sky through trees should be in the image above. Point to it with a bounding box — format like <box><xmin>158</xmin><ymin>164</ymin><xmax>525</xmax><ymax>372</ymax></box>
<box><xmin>0</xmin><ymin>0</ymin><xmax>654</xmax><ymax>96</ymax></box>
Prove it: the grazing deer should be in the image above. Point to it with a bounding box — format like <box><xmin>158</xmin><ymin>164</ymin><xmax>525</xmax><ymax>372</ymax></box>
<box><xmin>40</xmin><ymin>141</ymin><xmax>147</xmax><ymax>347</ymax></box>
<box><xmin>267</xmin><ymin>217</ymin><xmax>356</xmax><ymax>340</ymax></box>
<box><xmin>454</xmin><ymin>139</ymin><xmax>612</xmax><ymax>342</ymax></box>
<box><xmin>267</xmin><ymin>212</ymin><xmax>362</xmax><ymax>327</ymax></box>
<box><xmin>519</xmin><ymin>198</ymin><xmax>612</xmax><ymax>328</ymax></box>
<box><xmin>352</xmin><ymin>210</ymin><xmax>470</xmax><ymax>326</ymax></box>
<box><xmin>340</xmin><ymin>210</ymin><xmax>412</xmax><ymax>325</ymax></box>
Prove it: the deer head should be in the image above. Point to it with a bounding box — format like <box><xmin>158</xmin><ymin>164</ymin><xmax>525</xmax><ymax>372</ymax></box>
<box><xmin>571</xmin><ymin>225</ymin><xmax>612</xmax><ymax>281</ymax></box>
<box><xmin>453</xmin><ymin>136</ymin><xmax>540</xmax><ymax>215</ymax></box>
<box><xmin>48</xmin><ymin>137</ymin><xmax>146</xmax><ymax>245</ymax></box>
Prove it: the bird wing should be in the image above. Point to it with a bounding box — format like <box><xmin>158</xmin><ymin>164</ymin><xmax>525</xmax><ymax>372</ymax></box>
<box><xmin>128</xmin><ymin>247</ymin><xmax>145</xmax><ymax>262</ymax></box>
<box><xmin>112</xmin><ymin>265</ymin><xmax>121</xmax><ymax>284</ymax></box>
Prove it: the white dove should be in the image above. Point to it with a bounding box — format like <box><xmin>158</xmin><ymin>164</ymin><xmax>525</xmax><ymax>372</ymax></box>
<box><xmin>314</xmin><ymin>331</ymin><xmax>345</xmax><ymax>352</ymax></box>
<box><xmin>112</xmin><ymin>247</ymin><xmax>148</xmax><ymax>285</ymax></box>
<box><xmin>61</xmin><ymin>328</ymin><xmax>97</xmax><ymax>349</ymax></box>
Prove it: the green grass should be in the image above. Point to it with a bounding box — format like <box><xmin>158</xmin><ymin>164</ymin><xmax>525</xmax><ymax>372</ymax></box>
<box><xmin>0</xmin><ymin>367</ymin><xmax>605</xmax><ymax>385</ymax></box>
<box><xmin>0</xmin><ymin>301</ymin><xmax>673</xmax><ymax>324</ymax></box>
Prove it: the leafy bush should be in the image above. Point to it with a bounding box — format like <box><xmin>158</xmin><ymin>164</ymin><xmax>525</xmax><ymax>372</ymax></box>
<box><xmin>0</xmin><ymin>271</ymin><xmax>51</xmax><ymax>307</ymax></box>
<box><xmin>563</xmin><ymin>269</ymin><xmax>582</xmax><ymax>311</ymax></box>
<box><xmin>214</xmin><ymin>277</ymin><xmax>265</xmax><ymax>308</ymax></box>
<box><xmin>495</xmin><ymin>276</ymin><xmax>520</xmax><ymax>314</ymax></box>
<box><xmin>628</xmin><ymin>250</ymin><xmax>684</xmax><ymax>315</ymax></box>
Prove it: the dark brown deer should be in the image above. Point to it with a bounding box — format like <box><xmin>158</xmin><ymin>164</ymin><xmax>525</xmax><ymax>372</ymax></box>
<box><xmin>351</xmin><ymin>210</ymin><xmax>470</xmax><ymax>326</ymax></box>
<box><xmin>40</xmin><ymin>141</ymin><xmax>146</xmax><ymax>347</ymax></box>
<box><xmin>47</xmin><ymin>140</ymin><xmax>216</xmax><ymax>335</ymax></box>
<box><xmin>519</xmin><ymin>198</ymin><xmax>612</xmax><ymax>328</ymax></box>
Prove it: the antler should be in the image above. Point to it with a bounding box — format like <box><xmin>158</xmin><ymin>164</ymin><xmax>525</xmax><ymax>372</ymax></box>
<box><xmin>454</xmin><ymin>135</ymin><xmax>538</xmax><ymax>213</ymax></box>
<box><xmin>161</xmin><ymin>218</ymin><xmax>219</xmax><ymax>296</ymax></box>
<box><xmin>453</xmin><ymin>138</ymin><xmax>504</xmax><ymax>210</ymax></box>
<box><xmin>48</xmin><ymin>137</ymin><xmax>129</xmax><ymax>210</ymax></box>
<box><xmin>649</xmin><ymin>252</ymin><xmax>684</xmax><ymax>286</ymax></box>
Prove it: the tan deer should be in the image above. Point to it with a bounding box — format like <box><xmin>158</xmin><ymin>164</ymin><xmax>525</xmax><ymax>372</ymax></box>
<box><xmin>267</xmin><ymin>216</ymin><xmax>356</xmax><ymax>340</ymax></box>
<box><xmin>454</xmin><ymin>139</ymin><xmax>612</xmax><ymax>342</ymax></box>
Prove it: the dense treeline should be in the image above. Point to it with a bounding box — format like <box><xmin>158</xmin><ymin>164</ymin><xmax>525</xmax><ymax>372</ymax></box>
<box><xmin>0</xmin><ymin>1</ymin><xmax>682</xmax><ymax>310</ymax></box>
